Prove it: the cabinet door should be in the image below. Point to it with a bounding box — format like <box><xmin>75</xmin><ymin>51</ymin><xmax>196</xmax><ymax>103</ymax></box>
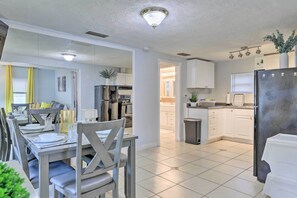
<box><xmin>233</xmin><ymin>109</ymin><xmax>254</xmax><ymax>140</ymax></box>
<box><xmin>187</xmin><ymin>60</ymin><xmax>214</xmax><ymax>88</ymax></box>
<box><xmin>224</xmin><ymin>109</ymin><xmax>234</xmax><ymax>137</ymax></box>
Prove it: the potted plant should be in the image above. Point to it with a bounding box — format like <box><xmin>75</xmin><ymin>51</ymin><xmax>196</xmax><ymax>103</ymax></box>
<box><xmin>189</xmin><ymin>92</ymin><xmax>198</xmax><ymax>107</ymax></box>
<box><xmin>264</xmin><ymin>30</ymin><xmax>297</xmax><ymax>68</ymax></box>
<box><xmin>0</xmin><ymin>162</ymin><xmax>30</xmax><ymax>198</ymax></box>
<box><xmin>99</xmin><ymin>69</ymin><xmax>118</xmax><ymax>85</ymax></box>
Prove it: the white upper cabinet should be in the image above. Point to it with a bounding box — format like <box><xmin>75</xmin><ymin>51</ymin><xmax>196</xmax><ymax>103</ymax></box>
<box><xmin>187</xmin><ymin>59</ymin><xmax>215</xmax><ymax>88</ymax></box>
<box><xmin>115</xmin><ymin>73</ymin><xmax>132</xmax><ymax>86</ymax></box>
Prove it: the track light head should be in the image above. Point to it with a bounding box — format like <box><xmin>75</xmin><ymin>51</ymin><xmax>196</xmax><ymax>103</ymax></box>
<box><xmin>229</xmin><ymin>53</ymin><xmax>234</xmax><ymax>59</ymax></box>
<box><xmin>238</xmin><ymin>52</ymin><xmax>243</xmax><ymax>58</ymax></box>
<box><xmin>245</xmin><ymin>50</ymin><xmax>251</xmax><ymax>56</ymax></box>
<box><xmin>256</xmin><ymin>47</ymin><xmax>261</xmax><ymax>54</ymax></box>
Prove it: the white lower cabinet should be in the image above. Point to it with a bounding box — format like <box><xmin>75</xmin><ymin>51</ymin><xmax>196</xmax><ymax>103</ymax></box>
<box><xmin>160</xmin><ymin>105</ymin><xmax>175</xmax><ymax>130</ymax></box>
<box><xmin>232</xmin><ymin>109</ymin><xmax>254</xmax><ymax>141</ymax></box>
<box><xmin>188</xmin><ymin>108</ymin><xmax>254</xmax><ymax>143</ymax></box>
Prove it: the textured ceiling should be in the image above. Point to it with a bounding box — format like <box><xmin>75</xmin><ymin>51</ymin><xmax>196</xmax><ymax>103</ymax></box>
<box><xmin>1</xmin><ymin>0</ymin><xmax>297</xmax><ymax>61</ymax></box>
<box><xmin>3</xmin><ymin>29</ymin><xmax>132</xmax><ymax>68</ymax></box>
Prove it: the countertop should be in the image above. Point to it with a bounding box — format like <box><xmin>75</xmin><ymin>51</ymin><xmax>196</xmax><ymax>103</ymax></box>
<box><xmin>187</xmin><ymin>104</ymin><xmax>254</xmax><ymax>110</ymax></box>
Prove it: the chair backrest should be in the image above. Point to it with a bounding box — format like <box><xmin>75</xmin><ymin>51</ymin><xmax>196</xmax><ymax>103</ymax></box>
<box><xmin>11</xmin><ymin>103</ymin><xmax>30</xmax><ymax>114</ymax></box>
<box><xmin>76</xmin><ymin>118</ymin><xmax>126</xmax><ymax>196</ymax></box>
<box><xmin>0</xmin><ymin>108</ymin><xmax>12</xmax><ymax>161</ymax></box>
<box><xmin>28</xmin><ymin>108</ymin><xmax>60</xmax><ymax>125</ymax></box>
<box><xmin>6</xmin><ymin>118</ymin><xmax>30</xmax><ymax>177</ymax></box>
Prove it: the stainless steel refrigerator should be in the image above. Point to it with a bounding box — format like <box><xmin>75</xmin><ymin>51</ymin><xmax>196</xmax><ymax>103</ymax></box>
<box><xmin>94</xmin><ymin>85</ymin><xmax>118</xmax><ymax>121</ymax></box>
<box><xmin>254</xmin><ymin>68</ymin><xmax>297</xmax><ymax>182</ymax></box>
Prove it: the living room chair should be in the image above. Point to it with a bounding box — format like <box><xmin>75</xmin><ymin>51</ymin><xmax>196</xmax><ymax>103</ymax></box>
<box><xmin>50</xmin><ymin>118</ymin><xmax>126</xmax><ymax>198</ymax></box>
<box><xmin>11</xmin><ymin>103</ymin><xmax>30</xmax><ymax>114</ymax></box>
<box><xmin>0</xmin><ymin>108</ymin><xmax>12</xmax><ymax>161</ymax></box>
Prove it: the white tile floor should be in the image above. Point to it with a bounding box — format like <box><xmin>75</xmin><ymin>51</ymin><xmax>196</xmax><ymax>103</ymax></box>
<box><xmin>106</xmin><ymin>130</ymin><xmax>268</xmax><ymax>198</ymax></box>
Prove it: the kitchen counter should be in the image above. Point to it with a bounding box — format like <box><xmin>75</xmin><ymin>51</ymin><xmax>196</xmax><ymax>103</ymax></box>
<box><xmin>187</xmin><ymin>105</ymin><xmax>254</xmax><ymax>110</ymax></box>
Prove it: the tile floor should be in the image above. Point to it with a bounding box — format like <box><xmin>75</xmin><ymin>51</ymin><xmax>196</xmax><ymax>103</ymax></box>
<box><xmin>106</xmin><ymin>130</ymin><xmax>267</xmax><ymax>198</ymax></box>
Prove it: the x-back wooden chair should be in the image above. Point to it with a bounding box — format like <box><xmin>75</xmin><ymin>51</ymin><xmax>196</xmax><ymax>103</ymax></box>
<box><xmin>28</xmin><ymin>108</ymin><xmax>60</xmax><ymax>125</ymax></box>
<box><xmin>0</xmin><ymin>108</ymin><xmax>12</xmax><ymax>161</ymax></box>
<box><xmin>51</xmin><ymin>118</ymin><xmax>126</xmax><ymax>198</ymax></box>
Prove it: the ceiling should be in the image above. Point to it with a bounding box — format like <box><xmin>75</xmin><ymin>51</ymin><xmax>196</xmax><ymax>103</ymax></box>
<box><xmin>1</xmin><ymin>0</ymin><xmax>297</xmax><ymax>61</ymax></box>
<box><xmin>3</xmin><ymin>29</ymin><xmax>132</xmax><ymax>68</ymax></box>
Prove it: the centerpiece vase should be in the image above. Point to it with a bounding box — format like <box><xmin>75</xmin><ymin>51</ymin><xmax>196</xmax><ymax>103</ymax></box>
<box><xmin>280</xmin><ymin>53</ymin><xmax>289</xmax><ymax>68</ymax></box>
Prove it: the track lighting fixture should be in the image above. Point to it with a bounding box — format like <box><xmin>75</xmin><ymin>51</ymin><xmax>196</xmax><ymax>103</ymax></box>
<box><xmin>228</xmin><ymin>46</ymin><xmax>261</xmax><ymax>59</ymax></box>
<box><xmin>229</xmin><ymin>53</ymin><xmax>234</xmax><ymax>59</ymax></box>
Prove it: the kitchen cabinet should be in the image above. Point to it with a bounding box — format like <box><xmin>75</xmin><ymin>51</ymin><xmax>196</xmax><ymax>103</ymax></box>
<box><xmin>187</xmin><ymin>59</ymin><xmax>215</xmax><ymax>88</ymax></box>
<box><xmin>115</xmin><ymin>73</ymin><xmax>132</xmax><ymax>86</ymax></box>
<box><xmin>208</xmin><ymin>109</ymin><xmax>224</xmax><ymax>140</ymax></box>
<box><xmin>160</xmin><ymin>104</ymin><xmax>175</xmax><ymax>130</ymax></box>
<box><xmin>232</xmin><ymin>109</ymin><xmax>254</xmax><ymax>141</ymax></box>
<box><xmin>223</xmin><ymin>109</ymin><xmax>234</xmax><ymax>137</ymax></box>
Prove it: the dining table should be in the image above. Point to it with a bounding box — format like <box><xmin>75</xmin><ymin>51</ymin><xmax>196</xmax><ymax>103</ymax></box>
<box><xmin>21</xmin><ymin>124</ymin><xmax>138</xmax><ymax>198</ymax></box>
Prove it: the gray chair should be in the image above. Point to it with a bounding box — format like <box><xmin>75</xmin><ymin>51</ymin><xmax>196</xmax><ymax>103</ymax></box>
<box><xmin>50</xmin><ymin>118</ymin><xmax>126</xmax><ymax>198</ymax></box>
<box><xmin>0</xmin><ymin>108</ymin><xmax>12</xmax><ymax>161</ymax></box>
<box><xmin>28</xmin><ymin>108</ymin><xmax>60</xmax><ymax>125</ymax></box>
<box><xmin>11</xmin><ymin>103</ymin><xmax>30</xmax><ymax>113</ymax></box>
<box><xmin>6</xmin><ymin>118</ymin><xmax>74</xmax><ymax>188</ymax></box>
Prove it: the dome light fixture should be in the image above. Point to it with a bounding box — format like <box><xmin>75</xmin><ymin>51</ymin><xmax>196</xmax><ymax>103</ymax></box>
<box><xmin>62</xmin><ymin>53</ymin><xmax>76</xmax><ymax>62</ymax></box>
<box><xmin>140</xmin><ymin>7</ymin><xmax>169</xmax><ymax>28</ymax></box>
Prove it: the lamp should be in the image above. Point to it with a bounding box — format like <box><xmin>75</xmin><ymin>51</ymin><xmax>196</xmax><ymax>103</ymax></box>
<box><xmin>228</xmin><ymin>46</ymin><xmax>261</xmax><ymax>59</ymax></box>
<box><xmin>62</xmin><ymin>53</ymin><xmax>76</xmax><ymax>62</ymax></box>
<box><xmin>140</xmin><ymin>7</ymin><xmax>169</xmax><ymax>28</ymax></box>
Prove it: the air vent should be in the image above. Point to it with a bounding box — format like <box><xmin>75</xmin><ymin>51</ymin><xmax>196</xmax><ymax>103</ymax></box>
<box><xmin>85</xmin><ymin>31</ymin><xmax>109</xmax><ymax>38</ymax></box>
<box><xmin>177</xmin><ymin>52</ymin><xmax>191</xmax><ymax>56</ymax></box>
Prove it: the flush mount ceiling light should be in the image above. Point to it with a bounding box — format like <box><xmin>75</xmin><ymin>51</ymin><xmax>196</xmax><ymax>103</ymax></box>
<box><xmin>62</xmin><ymin>53</ymin><xmax>76</xmax><ymax>62</ymax></box>
<box><xmin>228</xmin><ymin>46</ymin><xmax>261</xmax><ymax>59</ymax></box>
<box><xmin>140</xmin><ymin>6</ymin><xmax>169</xmax><ymax>28</ymax></box>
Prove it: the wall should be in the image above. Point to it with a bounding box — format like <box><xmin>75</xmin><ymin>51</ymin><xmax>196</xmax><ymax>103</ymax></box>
<box><xmin>54</xmin><ymin>69</ymin><xmax>74</xmax><ymax>108</ymax></box>
<box><xmin>34</xmin><ymin>68</ymin><xmax>55</xmax><ymax>103</ymax></box>
<box><xmin>133</xmin><ymin>49</ymin><xmax>186</xmax><ymax>149</ymax></box>
<box><xmin>214</xmin><ymin>57</ymin><xmax>255</xmax><ymax>104</ymax></box>
<box><xmin>0</xmin><ymin>65</ymin><xmax>56</xmax><ymax>107</ymax></box>
<box><xmin>2</xmin><ymin>53</ymin><xmax>123</xmax><ymax>118</ymax></box>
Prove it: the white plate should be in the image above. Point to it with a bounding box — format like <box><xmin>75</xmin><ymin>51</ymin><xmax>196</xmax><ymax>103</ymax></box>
<box><xmin>32</xmin><ymin>134</ymin><xmax>66</xmax><ymax>144</ymax></box>
<box><xmin>22</xmin><ymin>124</ymin><xmax>45</xmax><ymax>131</ymax></box>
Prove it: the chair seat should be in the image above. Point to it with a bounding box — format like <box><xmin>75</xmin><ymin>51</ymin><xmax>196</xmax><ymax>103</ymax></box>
<box><xmin>83</xmin><ymin>151</ymin><xmax>127</xmax><ymax>167</ymax></box>
<box><xmin>29</xmin><ymin>160</ymin><xmax>74</xmax><ymax>188</ymax></box>
<box><xmin>50</xmin><ymin>170</ymin><xmax>113</xmax><ymax>195</ymax></box>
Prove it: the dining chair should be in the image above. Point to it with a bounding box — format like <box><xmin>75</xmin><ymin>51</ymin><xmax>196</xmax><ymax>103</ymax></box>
<box><xmin>6</xmin><ymin>118</ymin><xmax>74</xmax><ymax>188</ymax></box>
<box><xmin>11</xmin><ymin>103</ymin><xmax>30</xmax><ymax>113</ymax></box>
<box><xmin>0</xmin><ymin>108</ymin><xmax>12</xmax><ymax>161</ymax></box>
<box><xmin>28</xmin><ymin>108</ymin><xmax>60</xmax><ymax>125</ymax></box>
<box><xmin>50</xmin><ymin>118</ymin><xmax>126</xmax><ymax>198</ymax></box>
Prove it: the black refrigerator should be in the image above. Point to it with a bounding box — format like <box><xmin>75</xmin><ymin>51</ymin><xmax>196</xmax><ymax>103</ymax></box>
<box><xmin>254</xmin><ymin>68</ymin><xmax>297</xmax><ymax>182</ymax></box>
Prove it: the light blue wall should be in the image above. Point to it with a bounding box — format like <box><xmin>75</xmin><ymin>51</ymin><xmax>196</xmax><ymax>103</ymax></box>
<box><xmin>54</xmin><ymin>69</ymin><xmax>74</xmax><ymax>109</ymax></box>
<box><xmin>35</xmin><ymin>68</ymin><xmax>55</xmax><ymax>103</ymax></box>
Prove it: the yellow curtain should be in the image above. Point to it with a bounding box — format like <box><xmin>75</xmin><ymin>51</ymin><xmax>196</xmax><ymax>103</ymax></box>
<box><xmin>26</xmin><ymin>67</ymin><xmax>34</xmax><ymax>103</ymax></box>
<box><xmin>5</xmin><ymin>65</ymin><xmax>13</xmax><ymax>113</ymax></box>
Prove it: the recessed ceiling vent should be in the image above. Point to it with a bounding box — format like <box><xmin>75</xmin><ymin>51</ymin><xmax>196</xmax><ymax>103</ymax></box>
<box><xmin>85</xmin><ymin>31</ymin><xmax>109</xmax><ymax>38</ymax></box>
<box><xmin>177</xmin><ymin>52</ymin><xmax>191</xmax><ymax>56</ymax></box>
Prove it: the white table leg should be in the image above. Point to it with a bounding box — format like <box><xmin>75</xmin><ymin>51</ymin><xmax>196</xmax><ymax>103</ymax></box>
<box><xmin>39</xmin><ymin>155</ymin><xmax>49</xmax><ymax>198</ymax></box>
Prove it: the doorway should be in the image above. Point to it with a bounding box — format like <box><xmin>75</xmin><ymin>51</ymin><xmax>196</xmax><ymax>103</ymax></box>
<box><xmin>160</xmin><ymin>65</ymin><xmax>176</xmax><ymax>144</ymax></box>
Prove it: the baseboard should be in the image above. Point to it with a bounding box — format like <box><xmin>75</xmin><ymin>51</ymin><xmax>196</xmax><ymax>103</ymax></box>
<box><xmin>137</xmin><ymin>142</ymin><xmax>159</xmax><ymax>151</ymax></box>
<box><xmin>222</xmin><ymin>136</ymin><xmax>253</xmax><ymax>144</ymax></box>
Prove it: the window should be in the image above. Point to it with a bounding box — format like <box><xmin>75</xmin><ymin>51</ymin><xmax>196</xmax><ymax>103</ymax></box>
<box><xmin>231</xmin><ymin>72</ymin><xmax>254</xmax><ymax>94</ymax></box>
<box><xmin>13</xmin><ymin>78</ymin><xmax>27</xmax><ymax>103</ymax></box>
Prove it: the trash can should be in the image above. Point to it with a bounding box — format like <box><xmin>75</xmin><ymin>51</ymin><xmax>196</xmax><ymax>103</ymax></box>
<box><xmin>184</xmin><ymin>118</ymin><xmax>201</xmax><ymax>145</ymax></box>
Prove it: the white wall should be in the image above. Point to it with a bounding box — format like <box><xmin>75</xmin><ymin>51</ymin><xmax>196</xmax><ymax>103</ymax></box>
<box><xmin>54</xmin><ymin>69</ymin><xmax>74</xmax><ymax>108</ymax></box>
<box><xmin>34</xmin><ymin>68</ymin><xmax>55</xmax><ymax>103</ymax></box>
<box><xmin>2</xmin><ymin>53</ymin><xmax>123</xmax><ymax>118</ymax></box>
<box><xmin>133</xmin><ymin>49</ymin><xmax>186</xmax><ymax>149</ymax></box>
<box><xmin>214</xmin><ymin>57</ymin><xmax>255</xmax><ymax>104</ymax></box>
<box><xmin>0</xmin><ymin>66</ymin><xmax>5</xmax><ymax>108</ymax></box>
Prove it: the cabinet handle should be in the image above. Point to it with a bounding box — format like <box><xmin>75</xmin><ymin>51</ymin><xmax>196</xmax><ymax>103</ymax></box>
<box><xmin>250</xmin><ymin>117</ymin><xmax>253</xmax><ymax>120</ymax></box>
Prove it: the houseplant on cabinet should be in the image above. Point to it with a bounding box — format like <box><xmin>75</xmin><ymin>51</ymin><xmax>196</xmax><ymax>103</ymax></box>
<box><xmin>189</xmin><ymin>92</ymin><xmax>198</xmax><ymax>107</ymax></box>
<box><xmin>264</xmin><ymin>30</ymin><xmax>297</xmax><ymax>68</ymax></box>
<box><xmin>99</xmin><ymin>69</ymin><xmax>117</xmax><ymax>85</ymax></box>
